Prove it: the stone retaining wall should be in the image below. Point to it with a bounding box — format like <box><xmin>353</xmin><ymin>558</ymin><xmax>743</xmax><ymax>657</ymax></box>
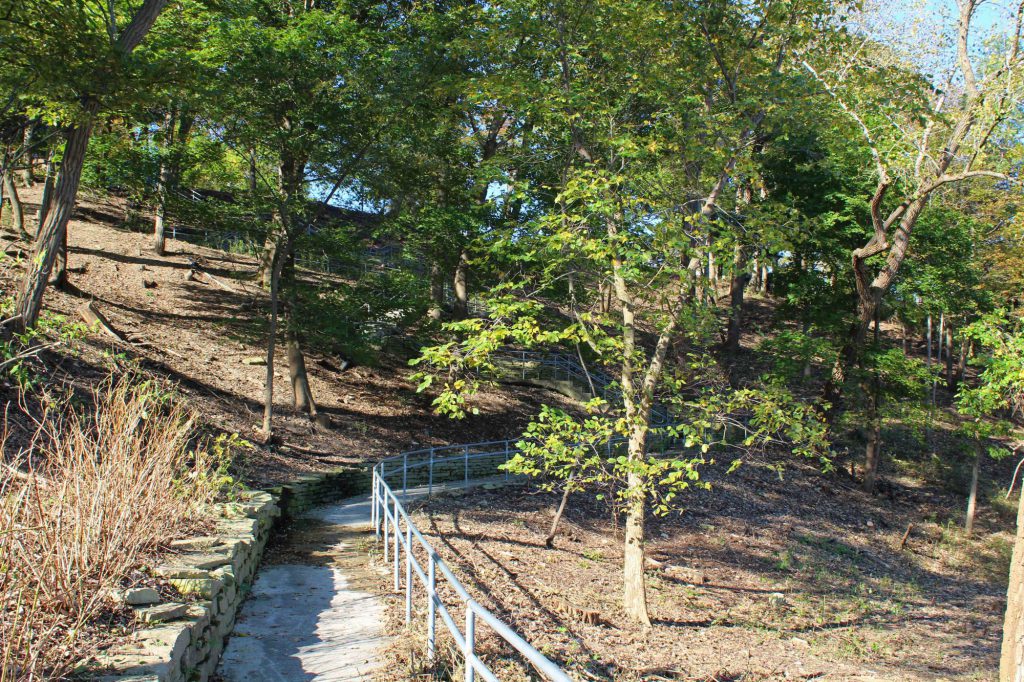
<box><xmin>87</xmin><ymin>465</ymin><xmax>370</xmax><ymax>682</ymax></box>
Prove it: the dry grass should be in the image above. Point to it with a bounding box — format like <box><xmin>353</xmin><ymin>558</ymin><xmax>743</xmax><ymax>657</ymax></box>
<box><xmin>0</xmin><ymin>374</ymin><xmax>221</xmax><ymax>680</ymax></box>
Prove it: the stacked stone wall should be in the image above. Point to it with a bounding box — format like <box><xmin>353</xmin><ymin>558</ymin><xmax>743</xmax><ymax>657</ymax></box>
<box><xmin>87</xmin><ymin>464</ymin><xmax>370</xmax><ymax>682</ymax></box>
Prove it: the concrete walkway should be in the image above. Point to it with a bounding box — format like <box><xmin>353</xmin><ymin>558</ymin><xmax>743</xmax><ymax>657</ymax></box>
<box><xmin>217</xmin><ymin>496</ymin><xmax>387</xmax><ymax>682</ymax></box>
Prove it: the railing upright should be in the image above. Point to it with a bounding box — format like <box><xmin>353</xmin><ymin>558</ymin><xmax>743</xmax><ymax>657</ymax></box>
<box><xmin>428</xmin><ymin>447</ymin><xmax>434</xmax><ymax>496</ymax></box>
<box><xmin>393</xmin><ymin>495</ymin><xmax>400</xmax><ymax>592</ymax></box>
<box><xmin>405</xmin><ymin>523</ymin><xmax>413</xmax><ymax>623</ymax></box>
<box><xmin>403</xmin><ymin>453</ymin><xmax>408</xmax><ymax>495</ymax></box>
<box><xmin>465</xmin><ymin>608</ymin><xmax>477</xmax><ymax>682</ymax></box>
<box><xmin>383</xmin><ymin>489</ymin><xmax>390</xmax><ymax>563</ymax></box>
<box><xmin>427</xmin><ymin>554</ymin><xmax>437</xmax><ymax>661</ymax></box>
<box><xmin>504</xmin><ymin>440</ymin><xmax>510</xmax><ymax>482</ymax></box>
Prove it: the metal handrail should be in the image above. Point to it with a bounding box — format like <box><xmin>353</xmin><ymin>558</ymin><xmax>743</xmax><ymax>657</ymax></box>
<box><xmin>372</xmin><ymin>461</ymin><xmax>573</xmax><ymax>682</ymax></box>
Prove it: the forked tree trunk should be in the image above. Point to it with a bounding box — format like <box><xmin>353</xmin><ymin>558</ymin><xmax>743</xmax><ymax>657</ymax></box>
<box><xmin>453</xmin><ymin>250</ymin><xmax>469</xmax><ymax>319</ymax></box>
<box><xmin>2</xmin><ymin>172</ymin><xmax>27</xmax><ymax>240</ymax></box>
<box><xmin>1000</xmin><ymin>484</ymin><xmax>1024</xmax><ymax>681</ymax></box>
<box><xmin>966</xmin><ymin>440</ymin><xmax>982</xmax><ymax>535</ymax></box>
<box><xmin>10</xmin><ymin>0</ymin><xmax>168</xmax><ymax>334</ymax></box>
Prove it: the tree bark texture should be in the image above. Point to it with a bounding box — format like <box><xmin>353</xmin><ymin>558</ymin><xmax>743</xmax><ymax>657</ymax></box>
<box><xmin>1001</xmin><ymin>485</ymin><xmax>1024</xmax><ymax>681</ymax></box>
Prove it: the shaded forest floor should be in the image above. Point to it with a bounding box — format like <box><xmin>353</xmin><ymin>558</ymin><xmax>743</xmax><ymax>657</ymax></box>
<box><xmin>0</xmin><ymin>186</ymin><xmax>579</xmax><ymax>486</ymax></box>
<box><xmin>383</xmin><ymin>450</ymin><xmax>1010</xmax><ymax>681</ymax></box>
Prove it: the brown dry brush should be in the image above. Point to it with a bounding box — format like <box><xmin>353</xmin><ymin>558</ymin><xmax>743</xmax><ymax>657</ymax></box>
<box><xmin>0</xmin><ymin>374</ymin><xmax>221</xmax><ymax>680</ymax></box>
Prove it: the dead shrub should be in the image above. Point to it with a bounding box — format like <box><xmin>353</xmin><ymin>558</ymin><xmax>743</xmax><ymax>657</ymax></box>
<box><xmin>0</xmin><ymin>374</ymin><xmax>221</xmax><ymax>680</ymax></box>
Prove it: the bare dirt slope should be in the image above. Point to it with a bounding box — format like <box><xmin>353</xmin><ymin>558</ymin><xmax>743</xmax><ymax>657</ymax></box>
<box><xmin>383</xmin><ymin>455</ymin><xmax>1007</xmax><ymax>681</ymax></box>
<box><xmin>0</xmin><ymin>186</ymin><xmax>577</xmax><ymax>485</ymax></box>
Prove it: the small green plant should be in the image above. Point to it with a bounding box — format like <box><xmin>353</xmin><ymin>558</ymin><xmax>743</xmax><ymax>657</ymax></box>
<box><xmin>182</xmin><ymin>432</ymin><xmax>252</xmax><ymax>502</ymax></box>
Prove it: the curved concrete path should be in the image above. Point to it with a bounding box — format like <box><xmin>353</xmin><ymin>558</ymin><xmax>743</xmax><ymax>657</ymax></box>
<box><xmin>217</xmin><ymin>496</ymin><xmax>387</xmax><ymax>682</ymax></box>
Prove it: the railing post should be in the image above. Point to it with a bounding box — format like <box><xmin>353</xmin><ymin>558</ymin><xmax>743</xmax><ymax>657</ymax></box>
<box><xmin>403</xmin><ymin>453</ymin><xmax>408</xmax><ymax>495</ymax></box>
<box><xmin>521</xmin><ymin>350</ymin><xmax>526</xmax><ymax>380</ymax></box>
<box><xmin>504</xmin><ymin>440</ymin><xmax>510</xmax><ymax>481</ymax></box>
<box><xmin>427</xmin><ymin>555</ymin><xmax>436</xmax><ymax>662</ymax></box>
<box><xmin>383</xmin><ymin>488</ymin><xmax>390</xmax><ymax>563</ymax></box>
<box><xmin>428</xmin><ymin>447</ymin><xmax>434</xmax><ymax>496</ymax></box>
<box><xmin>464</xmin><ymin>445</ymin><xmax>470</xmax><ymax>487</ymax></box>
<box><xmin>405</xmin><ymin>523</ymin><xmax>412</xmax><ymax>624</ymax></box>
<box><xmin>393</xmin><ymin>497</ymin><xmax>400</xmax><ymax>593</ymax></box>
<box><xmin>465</xmin><ymin>606</ymin><xmax>476</xmax><ymax>682</ymax></box>
<box><xmin>372</xmin><ymin>472</ymin><xmax>379</xmax><ymax>539</ymax></box>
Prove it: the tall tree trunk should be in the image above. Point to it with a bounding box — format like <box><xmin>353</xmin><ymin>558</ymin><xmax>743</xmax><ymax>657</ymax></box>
<box><xmin>286</xmin><ymin>326</ymin><xmax>317</xmax><ymax>416</ymax></box>
<box><xmin>50</xmin><ymin>229</ymin><xmax>68</xmax><ymax>289</ymax></box>
<box><xmin>19</xmin><ymin>123</ymin><xmax>33</xmax><ymax>187</ymax></box>
<box><xmin>966</xmin><ymin>440</ymin><xmax>982</xmax><ymax>535</ymax></box>
<box><xmin>545</xmin><ymin>480</ymin><xmax>573</xmax><ymax>549</ymax></box>
<box><xmin>623</xmin><ymin>459</ymin><xmax>650</xmax><ymax>626</ymax></box>
<box><xmin>453</xmin><ymin>250</ymin><xmax>469</xmax><ymax>319</ymax></box>
<box><xmin>2</xmin><ymin>172</ymin><xmax>27</xmax><ymax>240</ymax></box>
<box><xmin>153</xmin><ymin>165</ymin><xmax>171</xmax><ymax>256</ymax></box>
<box><xmin>955</xmin><ymin>338</ymin><xmax>972</xmax><ymax>389</ymax></box>
<box><xmin>10</xmin><ymin>0</ymin><xmax>168</xmax><ymax>334</ymax></box>
<box><xmin>263</xmin><ymin>240</ymin><xmax>285</xmax><ymax>434</ymax></box>
<box><xmin>724</xmin><ymin>242</ymin><xmax>750</xmax><ymax>352</ymax></box>
<box><xmin>863</xmin><ymin>421</ymin><xmax>881</xmax><ymax>495</ymax></box>
<box><xmin>1000</xmin><ymin>485</ymin><xmax>1024</xmax><ymax>681</ymax></box>
<box><xmin>13</xmin><ymin>106</ymin><xmax>96</xmax><ymax>331</ymax></box>
<box><xmin>946</xmin><ymin>325</ymin><xmax>955</xmax><ymax>389</ymax></box>
<box><xmin>153</xmin><ymin>110</ymin><xmax>174</xmax><ymax>256</ymax></box>
<box><xmin>36</xmin><ymin>152</ymin><xmax>55</xmax><ymax>235</ymax></box>
<box><xmin>283</xmin><ymin>253</ymin><xmax>318</xmax><ymax>417</ymax></box>
<box><xmin>428</xmin><ymin>261</ymin><xmax>444</xmax><ymax>321</ymax></box>
<box><xmin>247</xmin><ymin>149</ymin><xmax>258</xmax><ymax>195</ymax></box>
<box><xmin>863</xmin><ymin>376</ymin><xmax>882</xmax><ymax>494</ymax></box>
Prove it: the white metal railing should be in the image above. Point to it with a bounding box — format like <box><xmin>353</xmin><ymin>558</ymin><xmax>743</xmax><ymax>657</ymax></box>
<box><xmin>371</xmin><ymin>444</ymin><xmax>574</xmax><ymax>682</ymax></box>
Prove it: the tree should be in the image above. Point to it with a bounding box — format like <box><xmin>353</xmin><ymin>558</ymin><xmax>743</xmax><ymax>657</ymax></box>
<box><xmin>804</xmin><ymin>0</ymin><xmax>1024</xmax><ymax>413</ymax></box>
<box><xmin>5</xmin><ymin>0</ymin><xmax>170</xmax><ymax>334</ymax></box>
<box><xmin>204</xmin><ymin>0</ymin><xmax>425</xmax><ymax>434</ymax></box>
<box><xmin>413</xmin><ymin>0</ymin><xmax>837</xmax><ymax>626</ymax></box>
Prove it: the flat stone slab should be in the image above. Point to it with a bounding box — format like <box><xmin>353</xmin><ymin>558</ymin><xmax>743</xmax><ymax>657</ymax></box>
<box><xmin>218</xmin><ymin>497</ymin><xmax>386</xmax><ymax>681</ymax></box>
